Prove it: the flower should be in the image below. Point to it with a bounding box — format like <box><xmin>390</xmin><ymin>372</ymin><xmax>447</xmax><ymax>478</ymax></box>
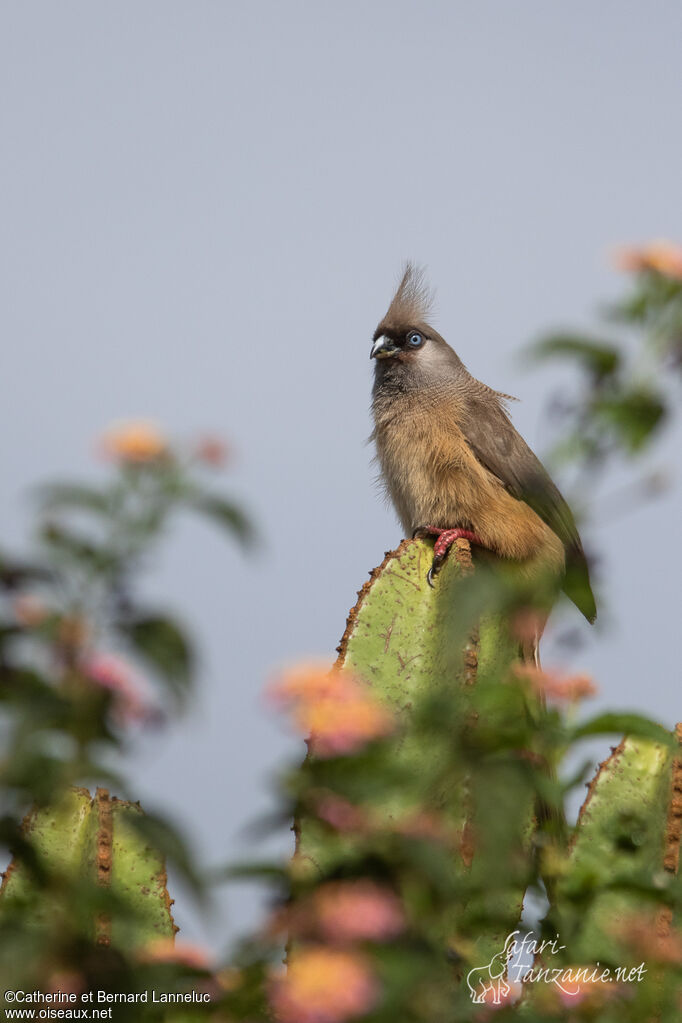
<box><xmin>614</xmin><ymin>912</ymin><xmax>682</xmax><ymax>965</ymax></box>
<box><xmin>393</xmin><ymin>808</ymin><xmax>455</xmax><ymax>844</ymax></box>
<box><xmin>313</xmin><ymin>881</ymin><xmax>405</xmax><ymax>943</ymax></box>
<box><xmin>554</xmin><ymin>971</ymin><xmax>613</xmax><ymax>1007</ymax></box>
<box><xmin>267</xmin><ymin>662</ymin><xmax>394</xmax><ymax>758</ymax></box>
<box><xmin>82</xmin><ymin>653</ymin><xmax>156</xmax><ymax>725</ymax></box>
<box><xmin>271</xmin><ymin>881</ymin><xmax>405</xmax><ymax>945</ymax></box>
<box><xmin>45</xmin><ymin>972</ymin><xmax>84</xmax><ymax>996</ymax></box>
<box><xmin>13</xmin><ymin>594</ymin><xmax>49</xmax><ymax>627</ymax></box>
<box><xmin>512</xmin><ymin>663</ymin><xmax>597</xmax><ymax>704</ymax></box>
<box><xmin>138</xmin><ymin>938</ymin><xmax>212</xmax><ymax>970</ymax></box>
<box><xmin>268</xmin><ymin>947</ymin><xmax>379</xmax><ymax>1023</ymax></box>
<box><xmin>194</xmin><ymin>435</ymin><xmax>230</xmax><ymax>466</ymax></box>
<box><xmin>313</xmin><ymin>793</ymin><xmax>370</xmax><ymax>834</ymax></box>
<box><xmin>98</xmin><ymin>421</ymin><xmax>168</xmax><ymax>463</ymax></box>
<box><xmin>614</xmin><ymin>240</ymin><xmax>682</xmax><ymax>280</ymax></box>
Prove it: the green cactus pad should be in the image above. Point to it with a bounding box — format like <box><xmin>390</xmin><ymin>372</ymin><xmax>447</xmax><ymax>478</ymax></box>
<box><xmin>0</xmin><ymin>787</ymin><xmax>176</xmax><ymax>950</ymax></box>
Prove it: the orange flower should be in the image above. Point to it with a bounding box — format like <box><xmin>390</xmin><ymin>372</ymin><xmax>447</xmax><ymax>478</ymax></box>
<box><xmin>98</xmin><ymin>421</ymin><xmax>168</xmax><ymax>463</ymax></box>
<box><xmin>138</xmin><ymin>939</ymin><xmax>209</xmax><ymax>969</ymax></box>
<box><xmin>138</xmin><ymin>938</ymin><xmax>212</xmax><ymax>970</ymax></box>
<box><xmin>267</xmin><ymin>663</ymin><xmax>394</xmax><ymax>758</ymax></box>
<box><xmin>614</xmin><ymin>239</ymin><xmax>682</xmax><ymax>280</ymax></box>
<box><xmin>512</xmin><ymin>663</ymin><xmax>597</xmax><ymax>704</ymax></box>
<box><xmin>313</xmin><ymin>881</ymin><xmax>405</xmax><ymax>943</ymax></box>
<box><xmin>268</xmin><ymin>661</ymin><xmax>341</xmax><ymax>704</ymax></box>
<box><xmin>269</xmin><ymin>947</ymin><xmax>379</xmax><ymax>1023</ymax></box>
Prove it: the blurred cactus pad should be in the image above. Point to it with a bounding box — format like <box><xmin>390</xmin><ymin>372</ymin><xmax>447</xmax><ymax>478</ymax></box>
<box><xmin>295</xmin><ymin>538</ymin><xmax>535</xmax><ymax>962</ymax></box>
<box><xmin>290</xmin><ymin>537</ymin><xmax>682</xmax><ymax>1018</ymax></box>
<box><xmin>0</xmin><ymin>788</ymin><xmax>176</xmax><ymax>950</ymax></box>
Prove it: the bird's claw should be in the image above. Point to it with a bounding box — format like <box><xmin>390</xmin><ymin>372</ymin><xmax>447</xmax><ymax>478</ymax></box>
<box><xmin>413</xmin><ymin>525</ymin><xmax>485</xmax><ymax>588</ymax></box>
<box><xmin>426</xmin><ymin>559</ymin><xmax>442</xmax><ymax>588</ymax></box>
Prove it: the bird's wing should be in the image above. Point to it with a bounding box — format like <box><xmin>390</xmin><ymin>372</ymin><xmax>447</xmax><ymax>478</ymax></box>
<box><xmin>460</xmin><ymin>392</ymin><xmax>597</xmax><ymax>622</ymax></box>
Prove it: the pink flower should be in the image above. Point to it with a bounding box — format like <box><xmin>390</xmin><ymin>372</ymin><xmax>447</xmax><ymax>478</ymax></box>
<box><xmin>194</xmin><ymin>435</ymin><xmax>230</xmax><ymax>466</ymax></box>
<box><xmin>554</xmin><ymin>973</ymin><xmax>612</xmax><ymax>1007</ymax></box>
<box><xmin>313</xmin><ymin>881</ymin><xmax>405</xmax><ymax>943</ymax></box>
<box><xmin>267</xmin><ymin>663</ymin><xmax>394</xmax><ymax>758</ymax></box>
<box><xmin>314</xmin><ymin>793</ymin><xmax>370</xmax><ymax>834</ymax></box>
<box><xmin>512</xmin><ymin>664</ymin><xmax>597</xmax><ymax>704</ymax></box>
<box><xmin>393</xmin><ymin>809</ymin><xmax>454</xmax><ymax>844</ymax></box>
<box><xmin>82</xmin><ymin>654</ymin><xmax>156</xmax><ymax>725</ymax></box>
<box><xmin>614</xmin><ymin>912</ymin><xmax>682</xmax><ymax>964</ymax></box>
<box><xmin>45</xmin><ymin>972</ymin><xmax>84</xmax><ymax>996</ymax></box>
<box><xmin>13</xmin><ymin>594</ymin><xmax>49</xmax><ymax>627</ymax></box>
<box><xmin>269</xmin><ymin>947</ymin><xmax>379</xmax><ymax>1023</ymax></box>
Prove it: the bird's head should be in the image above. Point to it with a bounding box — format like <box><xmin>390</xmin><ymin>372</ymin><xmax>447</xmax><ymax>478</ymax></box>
<box><xmin>370</xmin><ymin>264</ymin><xmax>462</xmax><ymax>380</ymax></box>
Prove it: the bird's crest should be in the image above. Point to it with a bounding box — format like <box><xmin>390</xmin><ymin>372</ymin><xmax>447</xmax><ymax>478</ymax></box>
<box><xmin>381</xmin><ymin>263</ymin><xmax>434</xmax><ymax>331</ymax></box>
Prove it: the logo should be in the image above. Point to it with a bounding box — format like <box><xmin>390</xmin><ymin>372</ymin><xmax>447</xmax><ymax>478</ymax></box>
<box><xmin>466</xmin><ymin>930</ymin><xmax>647</xmax><ymax>1005</ymax></box>
<box><xmin>466</xmin><ymin>933</ymin><xmax>516</xmax><ymax>1005</ymax></box>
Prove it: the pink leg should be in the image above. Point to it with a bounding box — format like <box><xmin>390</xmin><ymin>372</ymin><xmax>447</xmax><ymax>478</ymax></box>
<box><xmin>413</xmin><ymin>525</ymin><xmax>486</xmax><ymax>586</ymax></box>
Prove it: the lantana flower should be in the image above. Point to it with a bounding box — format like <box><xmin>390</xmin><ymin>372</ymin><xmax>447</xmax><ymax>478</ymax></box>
<box><xmin>98</xmin><ymin>421</ymin><xmax>168</xmax><ymax>463</ymax></box>
<box><xmin>513</xmin><ymin>663</ymin><xmax>597</xmax><ymax>704</ymax></box>
<box><xmin>267</xmin><ymin>662</ymin><xmax>394</xmax><ymax>757</ymax></box>
<box><xmin>268</xmin><ymin>946</ymin><xmax>379</xmax><ymax>1023</ymax></box>
<box><xmin>82</xmin><ymin>653</ymin><xmax>157</xmax><ymax>725</ymax></box>
<box><xmin>614</xmin><ymin>239</ymin><xmax>682</xmax><ymax>280</ymax></box>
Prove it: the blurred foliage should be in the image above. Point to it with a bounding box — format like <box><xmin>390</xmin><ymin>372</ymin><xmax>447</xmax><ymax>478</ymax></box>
<box><xmin>530</xmin><ymin>243</ymin><xmax>682</xmax><ymax>471</ymax></box>
<box><xmin>0</xmin><ymin>424</ymin><xmax>246</xmax><ymax>1014</ymax></box>
<box><xmin>1</xmin><ymin>249</ymin><xmax>682</xmax><ymax>1021</ymax></box>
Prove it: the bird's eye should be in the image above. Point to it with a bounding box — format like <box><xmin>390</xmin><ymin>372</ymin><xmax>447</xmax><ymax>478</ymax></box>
<box><xmin>407</xmin><ymin>331</ymin><xmax>423</xmax><ymax>348</ymax></box>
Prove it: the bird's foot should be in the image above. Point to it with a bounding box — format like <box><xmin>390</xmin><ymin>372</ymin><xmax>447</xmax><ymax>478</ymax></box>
<box><xmin>412</xmin><ymin>526</ymin><xmax>484</xmax><ymax>587</ymax></box>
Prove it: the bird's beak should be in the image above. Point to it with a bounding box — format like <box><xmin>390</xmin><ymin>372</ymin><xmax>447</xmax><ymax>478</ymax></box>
<box><xmin>370</xmin><ymin>335</ymin><xmax>399</xmax><ymax>359</ymax></box>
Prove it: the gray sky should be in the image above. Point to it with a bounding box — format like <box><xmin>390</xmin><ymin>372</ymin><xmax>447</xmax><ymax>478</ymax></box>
<box><xmin>2</xmin><ymin>2</ymin><xmax>681</xmax><ymax>950</ymax></box>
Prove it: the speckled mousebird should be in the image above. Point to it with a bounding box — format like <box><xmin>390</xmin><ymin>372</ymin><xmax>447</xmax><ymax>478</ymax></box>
<box><xmin>370</xmin><ymin>264</ymin><xmax>596</xmax><ymax>630</ymax></box>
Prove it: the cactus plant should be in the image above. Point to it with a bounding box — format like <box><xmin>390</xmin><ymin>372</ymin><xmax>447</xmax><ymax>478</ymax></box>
<box><xmin>295</xmin><ymin>537</ymin><xmax>543</xmax><ymax>971</ymax></box>
<box><xmin>4</xmin><ymin>536</ymin><xmax>682</xmax><ymax>1020</ymax></box>
<box><xmin>0</xmin><ymin>787</ymin><xmax>176</xmax><ymax>949</ymax></box>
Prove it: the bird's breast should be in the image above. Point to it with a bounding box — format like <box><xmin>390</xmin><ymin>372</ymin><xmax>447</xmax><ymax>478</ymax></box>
<box><xmin>373</xmin><ymin>408</ymin><xmax>482</xmax><ymax>535</ymax></box>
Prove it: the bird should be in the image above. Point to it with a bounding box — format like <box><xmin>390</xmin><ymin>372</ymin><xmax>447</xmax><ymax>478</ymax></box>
<box><xmin>369</xmin><ymin>264</ymin><xmax>596</xmax><ymax>637</ymax></box>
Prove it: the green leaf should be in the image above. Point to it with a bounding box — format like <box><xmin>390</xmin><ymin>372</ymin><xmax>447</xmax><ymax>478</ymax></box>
<box><xmin>0</xmin><ymin>552</ymin><xmax>52</xmax><ymax>590</ymax></box>
<box><xmin>530</xmin><ymin>333</ymin><xmax>621</xmax><ymax>379</ymax></box>
<box><xmin>569</xmin><ymin>712</ymin><xmax>676</xmax><ymax>748</ymax></box>
<box><xmin>121</xmin><ymin>614</ymin><xmax>193</xmax><ymax>697</ymax></box>
<box><xmin>39</xmin><ymin>523</ymin><xmax>114</xmax><ymax>572</ymax></box>
<box><xmin>594</xmin><ymin>387</ymin><xmax>667</xmax><ymax>451</ymax></box>
<box><xmin>214</xmin><ymin>861</ymin><xmax>289</xmax><ymax>884</ymax></box>
<box><xmin>188</xmin><ymin>493</ymin><xmax>254</xmax><ymax>545</ymax></box>
<box><xmin>36</xmin><ymin>483</ymin><xmax>110</xmax><ymax>516</ymax></box>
